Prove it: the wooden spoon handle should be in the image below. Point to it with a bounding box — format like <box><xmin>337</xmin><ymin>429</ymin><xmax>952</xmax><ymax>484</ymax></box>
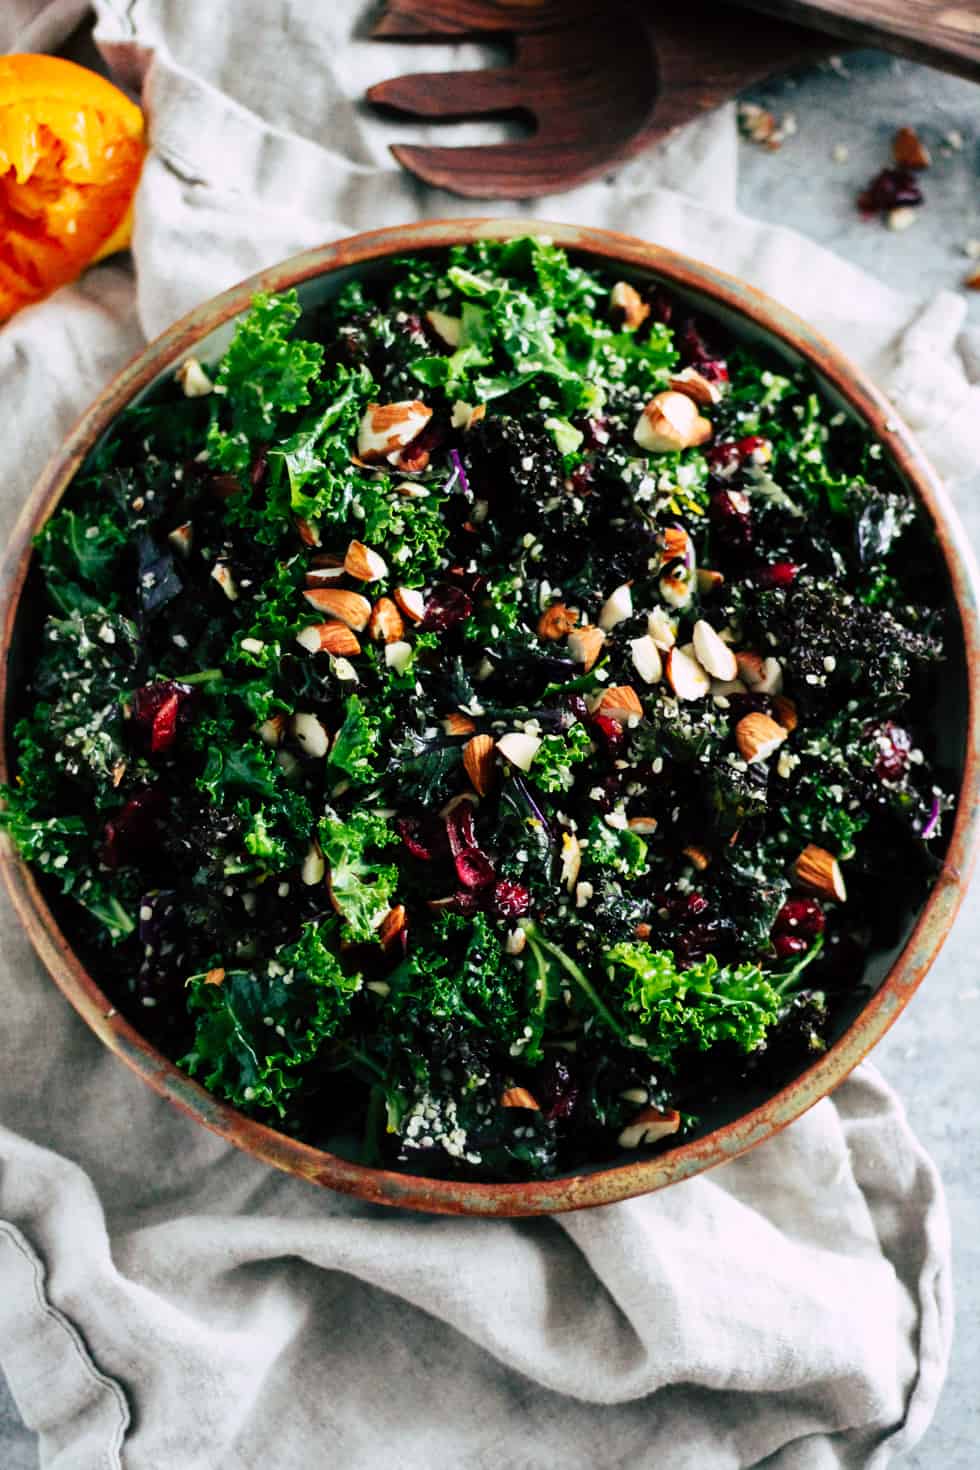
<box><xmin>729</xmin><ymin>0</ymin><xmax>980</xmax><ymax>81</ymax></box>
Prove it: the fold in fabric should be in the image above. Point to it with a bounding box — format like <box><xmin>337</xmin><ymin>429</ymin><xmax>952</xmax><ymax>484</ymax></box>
<box><xmin>0</xmin><ymin>2</ymin><xmax>964</xmax><ymax>1466</ymax></box>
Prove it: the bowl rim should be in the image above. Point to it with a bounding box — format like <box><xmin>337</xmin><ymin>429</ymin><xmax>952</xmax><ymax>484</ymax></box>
<box><xmin>2</xmin><ymin>216</ymin><xmax>978</xmax><ymax>1217</ymax></box>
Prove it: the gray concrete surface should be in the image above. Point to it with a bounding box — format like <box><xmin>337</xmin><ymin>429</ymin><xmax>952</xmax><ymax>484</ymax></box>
<box><xmin>1</xmin><ymin>42</ymin><xmax>978</xmax><ymax>1470</ymax></box>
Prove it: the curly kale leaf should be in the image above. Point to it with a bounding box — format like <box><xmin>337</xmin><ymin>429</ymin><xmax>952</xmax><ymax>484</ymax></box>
<box><xmin>182</xmin><ymin>920</ymin><xmax>360</xmax><ymax>1115</ymax></box>
<box><xmin>527</xmin><ymin>724</ymin><xmax>593</xmax><ymax>794</ymax></box>
<box><xmin>328</xmin><ymin>694</ymin><xmax>378</xmax><ymax>785</ymax></box>
<box><xmin>387</xmin><ymin>913</ymin><xmax>520</xmax><ymax>1045</ymax></box>
<box><xmin>206</xmin><ymin>290</ymin><xmax>324</xmax><ymax>479</ymax></box>
<box><xmin>34</xmin><ymin>612</ymin><xmax>140</xmax><ymax>787</ymax></box>
<box><xmin>387</xmin><ymin>728</ymin><xmax>461</xmax><ymax>806</ymax></box>
<box><xmin>582</xmin><ymin>814</ymin><xmax>648</xmax><ymax>878</ymax></box>
<box><xmin>35</xmin><ymin>508</ymin><xmax>127</xmax><ymax>615</ymax></box>
<box><xmin>607</xmin><ymin>944</ymin><xmax>780</xmax><ymax>1068</ymax></box>
<box><xmin>318</xmin><ymin>807</ymin><xmax>399</xmax><ymax>941</ymax></box>
<box><xmin>268</xmin><ymin>363</ymin><xmax>375</xmax><ymax>524</ymax></box>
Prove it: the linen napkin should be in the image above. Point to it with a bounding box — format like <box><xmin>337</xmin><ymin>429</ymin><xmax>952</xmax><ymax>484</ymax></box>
<box><xmin>1</xmin><ymin>2</ymin><xmax>975</xmax><ymax>1466</ymax></box>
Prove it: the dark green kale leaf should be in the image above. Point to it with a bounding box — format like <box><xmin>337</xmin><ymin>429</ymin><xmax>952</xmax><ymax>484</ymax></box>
<box><xmin>35</xmin><ymin>508</ymin><xmax>127</xmax><ymax>615</ymax></box>
<box><xmin>206</xmin><ymin>290</ymin><xmax>325</xmax><ymax>479</ymax></box>
<box><xmin>387</xmin><ymin>913</ymin><xmax>520</xmax><ymax>1045</ymax></box>
<box><xmin>34</xmin><ymin>611</ymin><xmax>141</xmax><ymax>787</ymax></box>
<box><xmin>318</xmin><ymin>807</ymin><xmax>399</xmax><ymax>941</ymax></box>
<box><xmin>182</xmin><ymin>919</ymin><xmax>360</xmax><ymax>1114</ymax></box>
<box><xmin>387</xmin><ymin>727</ymin><xmax>461</xmax><ymax>806</ymax></box>
<box><xmin>531</xmin><ymin>725</ymin><xmax>593</xmax><ymax>793</ymax></box>
<box><xmin>328</xmin><ymin>693</ymin><xmax>378</xmax><ymax>785</ymax></box>
<box><xmin>582</xmin><ymin>814</ymin><xmax>648</xmax><ymax>878</ymax></box>
<box><xmin>607</xmin><ymin>943</ymin><xmax>781</xmax><ymax>1068</ymax></box>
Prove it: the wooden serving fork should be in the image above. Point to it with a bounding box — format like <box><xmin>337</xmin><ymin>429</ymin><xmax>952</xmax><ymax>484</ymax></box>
<box><xmin>366</xmin><ymin>0</ymin><xmax>979</xmax><ymax>199</ymax></box>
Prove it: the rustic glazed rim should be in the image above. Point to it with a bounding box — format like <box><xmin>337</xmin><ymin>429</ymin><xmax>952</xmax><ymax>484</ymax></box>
<box><xmin>2</xmin><ymin>218</ymin><xmax>978</xmax><ymax>1217</ymax></box>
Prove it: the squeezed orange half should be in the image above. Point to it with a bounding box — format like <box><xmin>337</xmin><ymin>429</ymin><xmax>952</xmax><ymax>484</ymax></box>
<box><xmin>0</xmin><ymin>54</ymin><xmax>146</xmax><ymax>321</ymax></box>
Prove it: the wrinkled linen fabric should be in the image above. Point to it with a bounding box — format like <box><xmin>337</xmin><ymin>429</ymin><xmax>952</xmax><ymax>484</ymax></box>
<box><xmin>0</xmin><ymin>2</ymin><xmax>971</xmax><ymax>1466</ymax></box>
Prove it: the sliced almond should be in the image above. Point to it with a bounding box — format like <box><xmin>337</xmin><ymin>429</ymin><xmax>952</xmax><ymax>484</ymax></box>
<box><xmin>598</xmin><ymin>583</ymin><xmax>633</xmax><ymax>631</ymax></box>
<box><xmin>710</xmin><ymin>677</ymin><xmax>747</xmax><ymax>697</ymax></box>
<box><xmin>378</xmin><ymin>905</ymin><xmax>407</xmax><ymax>950</ymax></box>
<box><xmin>630</xmin><ymin>635</ymin><xmax>663</xmax><ymax>686</ymax></box>
<box><xmin>772</xmin><ymin>695</ymin><xmax>799</xmax><ymax>732</ymax></box>
<box><xmin>301</xmin><ymin>841</ymin><xmax>325</xmax><ymax>886</ymax></box>
<box><xmin>496</xmin><ymin>731</ymin><xmax>541</xmax><ymax>772</ymax></box>
<box><xmin>302</xmin><ymin>587</ymin><xmax>372</xmax><ymax>631</ymax></box>
<box><xmin>627</xmin><ymin>816</ymin><xmax>658</xmax><ymax>834</ymax></box>
<box><xmin>893</xmin><ymin>125</ymin><xmax>931</xmax><ymax>170</ymax></box>
<box><xmin>665</xmin><ymin>645</ymin><xmax>710</xmax><ymax>701</ymax></box>
<box><xmin>610</xmin><ymin>280</ymin><xmax>650</xmax><ymax>330</ymax></box>
<box><xmin>357</xmin><ymin>400</ymin><xmax>432</xmax><ymax>463</ymax></box>
<box><xmin>634</xmin><ymin>391</ymin><xmax>713</xmax><ymax>454</ymax></box>
<box><xmin>175</xmin><ymin>357</ymin><xmax>214</xmax><ymax>397</ymax></box>
<box><xmin>500</xmin><ymin>1086</ymin><xmax>540</xmax><ymax>1111</ymax></box>
<box><xmin>736</xmin><ymin>650</ymin><xmax>783</xmax><ymax>695</ymax></box>
<box><xmin>304</xmin><ymin>565</ymin><xmax>346</xmax><ymax>586</ymax></box>
<box><xmin>425</xmin><ymin>309</ymin><xmax>462</xmax><ymax>347</ymax></box>
<box><xmin>505</xmin><ymin>927</ymin><xmax>527</xmax><ymax>956</ymax></box>
<box><xmin>659</xmin><ymin>564</ymin><xmax>695</xmax><ymax>611</ymax></box>
<box><xmin>682</xmin><ymin>844</ymin><xmax>711</xmax><ymax>871</ymax></box>
<box><xmin>344</xmin><ymin>540</ymin><xmax>388</xmax><ymax>582</ymax></box>
<box><xmin>560</xmin><ymin>831</ymin><xmax>582</xmax><ymax>891</ymax></box>
<box><xmin>692</xmin><ymin>619</ymin><xmax>738</xmax><ymax>681</ymax></box>
<box><xmin>647</xmin><ymin>607</ymin><xmax>677</xmax><ymax>651</ymax></box>
<box><xmin>537</xmin><ymin>602</ymin><xmax>579</xmax><ymax>640</ymax></box>
<box><xmin>735</xmin><ymin>712</ymin><xmax>788</xmax><ymax>765</ymax></box>
<box><xmin>444</xmin><ymin>712</ymin><xmax>477</xmax><ymax>737</ymax></box>
<box><xmin>295</xmin><ymin>516</ymin><xmax>321</xmax><ymax>547</ymax></box>
<box><xmin>661</xmin><ymin>525</ymin><xmax>690</xmax><ymax>564</ymax></box>
<box><xmin>210</xmin><ymin>561</ymin><xmax>238</xmax><ymax>601</ymax></box>
<box><xmin>793</xmin><ymin>843</ymin><xmax>847</xmax><ymax>902</ymax></box>
<box><xmin>257</xmin><ymin>714</ymin><xmax>285</xmax><ymax>747</ymax></box>
<box><xmin>394</xmin><ymin>586</ymin><xmax>426</xmax><ymax>623</ymax></box>
<box><xmin>697</xmin><ymin>568</ymin><xmax>724</xmax><ymax>596</ymax></box>
<box><xmin>296</xmin><ymin>621</ymin><xmax>361</xmax><ymax>657</ymax></box>
<box><xmin>567</xmin><ymin>624</ymin><xmax>606</xmax><ymax>672</ymax></box>
<box><xmin>463</xmin><ymin>733</ymin><xmax>496</xmax><ymax>796</ymax></box>
<box><xmin>596</xmin><ymin>684</ymin><xmax>644</xmax><ymax>724</ymax></box>
<box><xmin>618</xmin><ymin>1106</ymin><xmax>682</xmax><ymax>1149</ymax></box>
<box><xmin>668</xmin><ymin>366</ymin><xmax>722</xmax><ymax>406</ymax></box>
<box><xmin>168</xmin><ymin>521</ymin><xmax>193</xmax><ymax>557</ymax></box>
<box><xmin>291</xmin><ymin>711</ymin><xmax>330</xmax><ymax>759</ymax></box>
<box><xmin>368</xmin><ymin>596</ymin><xmax>405</xmax><ymax>644</ymax></box>
<box><xmin>384</xmin><ymin>640</ymin><xmax>413</xmax><ymax>675</ymax></box>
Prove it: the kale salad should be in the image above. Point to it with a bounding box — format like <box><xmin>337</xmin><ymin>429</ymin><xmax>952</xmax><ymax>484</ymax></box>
<box><xmin>2</xmin><ymin>237</ymin><xmax>952</xmax><ymax>1180</ymax></box>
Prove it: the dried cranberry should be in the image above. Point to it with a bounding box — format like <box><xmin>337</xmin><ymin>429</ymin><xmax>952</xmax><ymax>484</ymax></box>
<box><xmin>493</xmin><ymin>880</ymin><xmax>531</xmax><ymax>918</ymax></box>
<box><xmin>578</xmin><ymin>415</ymin><xmax>611</xmax><ymax>451</ymax></box>
<box><xmin>676</xmin><ymin>318</ymin><xmax>727</xmax><ymax>382</ymax></box>
<box><xmin>869</xmin><ymin>721</ymin><xmax>912</xmax><ymax>782</ymax></box>
<box><xmin>537</xmin><ymin>1056</ymin><xmax>580</xmax><ymax>1122</ymax></box>
<box><xmin>773</xmin><ymin>932</ymin><xmax>809</xmax><ymax>960</ymax></box>
<box><xmin>709</xmin><ymin>486</ymin><xmax>753</xmax><ymax>555</ymax></box>
<box><xmin>565</xmin><ymin>694</ymin><xmax>590</xmax><ymax>724</ymax></box>
<box><xmin>250</xmin><ymin>449</ymin><xmax>269</xmax><ymax>491</ymax></box>
<box><xmin>673</xmin><ymin>918</ymin><xmax>737</xmax><ymax>968</ymax></box>
<box><xmin>755</xmin><ymin>561</ymin><xmax>799</xmax><ymax>590</ymax></box>
<box><xmin>131</xmin><ymin>681</ymin><xmax>193</xmax><ymax>754</ymax></box>
<box><xmin>736</xmin><ymin>434</ymin><xmax>768</xmax><ymax>460</ymax></box>
<box><xmin>397</xmin><ymin>815</ymin><xmax>441</xmax><ymax>861</ymax></box>
<box><xmin>706</xmin><ymin>441</ymin><xmax>741</xmax><ymax>477</ymax></box>
<box><xmin>444</xmin><ymin>799</ymin><xmax>478</xmax><ymax>856</ymax></box>
<box><xmin>103</xmin><ymin>787</ymin><xmax>168</xmax><ymax>868</ymax></box>
<box><xmin>568</xmin><ymin>462</ymin><xmax>595</xmax><ymax>497</ymax></box>
<box><xmin>419</xmin><ymin>583</ymin><xmax>472</xmax><ymax>633</ymax></box>
<box><xmin>455</xmin><ymin>850</ymin><xmax>496</xmax><ymax>891</ymax></box>
<box><xmin>773</xmin><ymin>898</ymin><xmax>825</xmax><ymax>939</ymax></box>
<box><xmin>858</xmin><ymin>167</ymin><xmax>923</xmax><ymax>215</ymax></box>
<box><xmin>647</xmin><ymin>286</ymin><xmax>674</xmax><ymax>325</ymax></box>
<box><xmin>589</xmin><ymin>713</ymin><xmax>626</xmax><ymax>755</ymax></box>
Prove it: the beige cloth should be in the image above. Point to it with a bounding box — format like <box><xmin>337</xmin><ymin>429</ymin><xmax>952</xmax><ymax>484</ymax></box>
<box><xmin>1</xmin><ymin>3</ymin><xmax>974</xmax><ymax>1466</ymax></box>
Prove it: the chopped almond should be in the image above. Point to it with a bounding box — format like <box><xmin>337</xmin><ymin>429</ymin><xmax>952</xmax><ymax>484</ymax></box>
<box><xmin>537</xmin><ymin>602</ymin><xmax>579</xmax><ymax>640</ymax></box>
<box><xmin>665</xmin><ymin>645</ymin><xmax>710</xmax><ymax>701</ymax></box>
<box><xmin>735</xmin><ymin>711</ymin><xmax>788</xmax><ymax>765</ymax></box>
<box><xmin>662</xmin><ymin>525</ymin><xmax>690</xmax><ymax>564</ymax></box>
<box><xmin>302</xmin><ymin>586</ymin><xmax>372</xmax><ymax>631</ymax></box>
<box><xmin>567</xmin><ymin>624</ymin><xmax>606</xmax><ymax>672</ymax></box>
<box><xmin>596</xmin><ymin>684</ymin><xmax>644</xmax><ymax>724</ymax></box>
<box><xmin>893</xmin><ymin>126</ymin><xmax>931</xmax><ymax>170</ymax></box>
<box><xmin>692</xmin><ymin>619</ymin><xmax>737</xmax><ymax>681</ymax></box>
<box><xmin>627</xmin><ymin>816</ymin><xmax>658</xmax><ymax>834</ymax></box>
<box><xmin>669</xmin><ymin>366</ymin><xmax>722</xmax><ymax>406</ymax></box>
<box><xmin>618</xmin><ymin>1106</ymin><xmax>681</xmax><ymax>1149</ymax></box>
<box><xmin>357</xmin><ymin>400</ymin><xmax>432</xmax><ymax>463</ymax></box>
<box><xmin>344</xmin><ymin>540</ymin><xmax>388</xmax><ymax>582</ymax></box>
<box><xmin>204</xmin><ymin>967</ymin><xmax>226</xmax><ymax>986</ymax></box>
<box><xmin>378</xmin><ymin>905</ymin><xmax>407</xmax><ymax>950</ymax></box>
<box><xmin>634</xmin><ymin>391</ymin><xmax>712</xmax><ymax>454</ymax></box>
<box><xmin>772</xmin><ymin>695</ymin><xmax>799</xmax><ymax>733</ymax></box>
<box><xmin>368</xmin><ymin>596</ymin><xmax>405</xmax><ymax>644</ymax></box>
<box><xmin>794</xmin><ymin>844</ymin><xmax>847</xmax><ymax>902</ymax></box>
<box><xmin>610</xmin><ymin>280</ymin><xmax>650</xmax><ymax>330</ymax></box>
<box><xmin>296</xmin><ymin>621</ymin><xmax>361</xmax><ymax>657</ymax></box>
<box><xmin>443</xmin><ymin>712</ymin><xmax>477</xmax><ymax>737</ymax></box>
<box><xmin>682</xmin><ymin>844</ymin><xmax>711</xmax><ymax>871</ymax></box>
<box><xmin>394</xmin><ymin>586</ymin><xmax>426</xmax><ymax>623</ymax></box>
<box><xmin>463</xmin><ymin>733</ymin><xmax>496</xmax><ymax>796</ymax></box>
<box><xmin>500</xmin><ymin>1086</ymin><xmax>540</xmax><ymax>1110</ymax></box>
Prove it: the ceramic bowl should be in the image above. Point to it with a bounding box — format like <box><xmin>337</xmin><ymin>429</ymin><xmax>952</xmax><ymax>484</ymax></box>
<box><xmin>3</xmin><ymin>218</ymin><xmax>978</xmax><ymax>1215</ymax></box>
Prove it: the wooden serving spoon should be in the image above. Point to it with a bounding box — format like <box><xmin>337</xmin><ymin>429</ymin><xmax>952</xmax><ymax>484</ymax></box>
<box><xmin>366</xmin><ymin>0</ymin><xmax>979</xmax><ymax>199</ymax></box>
